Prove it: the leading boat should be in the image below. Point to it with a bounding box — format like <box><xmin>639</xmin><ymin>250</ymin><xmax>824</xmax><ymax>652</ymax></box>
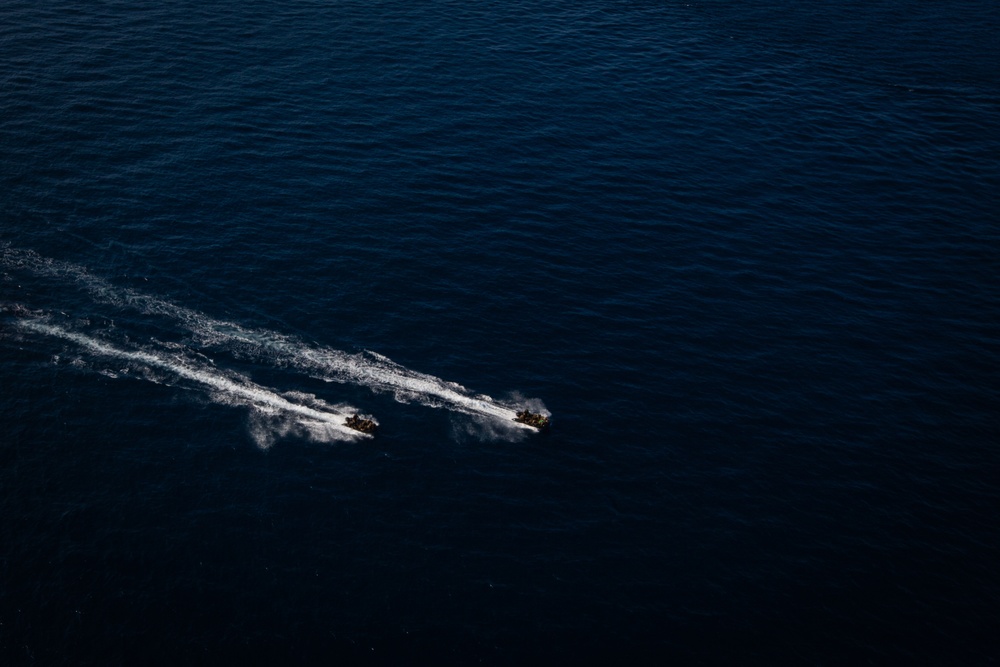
<box><xmin>344</xmin><ymin>413</ymin><xmax>378</xmax><ymax>434</ymax></box>
<box><xmin>514</xmin><ymin>409</ymin><xmax>550</xmax><ymax>431</ymax></box>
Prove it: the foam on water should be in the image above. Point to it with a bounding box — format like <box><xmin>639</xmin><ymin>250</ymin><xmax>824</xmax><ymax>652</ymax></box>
<box><xmin>16</xmin><ymin>318</ymin><xmax>371</xmax><ymax>448</ymax></box>
<box><xmin>169</xmin><ymin>317</ymin><xmax>544</xmax><ymax>426</ymax></box>
<box><xmin>1</xmin><ymin>245</ymin><xmax>549</xmax><ymax>436</ymax></box>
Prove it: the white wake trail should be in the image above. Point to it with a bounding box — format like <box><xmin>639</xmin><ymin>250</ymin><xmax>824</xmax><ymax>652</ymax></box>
<box><xmin>2</xmin><ymin>245</ymin><xmax>547</xmax><ymax>427</ymax></box>
<box><xmin>129</xmin><ymin>296</ymin><xmax>526</xmax><ymax>422</ymax></box>
<box><xmin>18</xmin><ymin>319</ymin><xmax>371</xmax><ymax>445</ymax></box>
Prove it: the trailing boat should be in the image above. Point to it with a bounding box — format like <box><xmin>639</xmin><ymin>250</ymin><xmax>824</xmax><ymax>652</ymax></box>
<box><xmin>344</xmin><ymin>413</ymin><xmax>378</xmax><ymax>434</ymax></box>
<box><xmin>514</xmin><ymin>409</ymin><xmax>550</xmax><ymax>431</ymax></box>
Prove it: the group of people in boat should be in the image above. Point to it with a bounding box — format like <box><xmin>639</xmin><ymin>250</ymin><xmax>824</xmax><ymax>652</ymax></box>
<box><xmin>344</xmin><ymin>413</ymin><xmax>378</xmax><ymax>434</ymax></box>
<box><xmin>514</xmin><ymin>409</ymin><xmax>550</xmax><ymax>430</ymax></box>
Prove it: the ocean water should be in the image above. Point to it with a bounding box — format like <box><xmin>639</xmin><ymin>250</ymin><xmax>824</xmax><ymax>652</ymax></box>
<box><xmin>2</xmin><ymin>0</ymin><xmax>998</xmax><ymax>664</ymax></box>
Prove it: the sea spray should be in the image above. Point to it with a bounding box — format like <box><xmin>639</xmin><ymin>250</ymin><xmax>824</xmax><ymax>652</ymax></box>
<box><xmin>16</xmin><ymin>318</ymin><xmax>371</xmax><ymax>447</ymax></box>
<box><xmin>2</xmin><ymin>245</ymin><xmax>548</xmax><ymax>428</ymax></box>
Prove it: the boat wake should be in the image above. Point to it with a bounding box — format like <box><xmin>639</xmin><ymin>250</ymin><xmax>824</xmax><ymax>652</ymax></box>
<box><xmin>17</xmin><ymin>319</ymin><xmax>372</xmax><ymax>448</ymax></box>
<box><xmin>2</xmin><ymin>245</ymin><xmax>548</xmax><ymax>444</ymax></box>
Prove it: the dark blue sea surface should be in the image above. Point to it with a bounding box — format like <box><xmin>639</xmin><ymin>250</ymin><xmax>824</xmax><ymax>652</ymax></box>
<box><xmin>2</xmin><ymin>0</ymin><xmax>998</xmax><ymax>664</ymax></box>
